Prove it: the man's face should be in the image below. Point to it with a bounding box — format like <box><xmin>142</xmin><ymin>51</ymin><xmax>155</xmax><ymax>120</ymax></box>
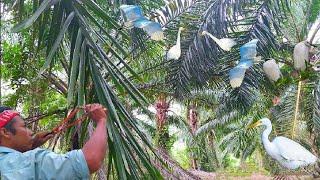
<box><xmin>9</xmin><ymin>116</ymin><xmax>34</xmax><ymax>152</ymax></box>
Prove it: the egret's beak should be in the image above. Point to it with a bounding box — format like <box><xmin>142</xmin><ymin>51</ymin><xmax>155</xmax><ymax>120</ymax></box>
<box><xmin>247</xmin><ymin>120</ymin><xmax>262</xmax><ymax>129</ymax></box>
<box><xmin>180</xmin><ymin>27</ymin><xmax>185</xmax><ymax>31</ymax></box>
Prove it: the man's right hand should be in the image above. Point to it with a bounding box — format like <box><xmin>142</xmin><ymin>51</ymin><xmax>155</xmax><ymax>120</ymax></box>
<box><xmin>84</xmin><ymin>104</ymin><xmax>107</xmax><ymax>123</ymax></box>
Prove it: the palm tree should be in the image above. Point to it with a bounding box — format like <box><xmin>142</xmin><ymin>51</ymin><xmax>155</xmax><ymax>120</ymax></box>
<box><xmin>151</xmin><ymin>0</ymin><xmax>320</xmax><ymax>174</ymax></box>
<box><xmin>3</xmin><ymin>0</ymin><xmax>320</xmax><ymax>178</ymax></box>
<box><xmin>6</xmin><ymin>0</ymin><xmax>166</xmax><ymax>179</ymax></box>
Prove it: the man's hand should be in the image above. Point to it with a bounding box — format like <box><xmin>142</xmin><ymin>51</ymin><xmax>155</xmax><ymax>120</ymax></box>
<box><xmin>84</xmin><ymin>104</ymin><xmax>107</xmax><ymax>124</ymax></box>
<box><xmin>32</xmin><ymin>131</ymin><xmax>53</xmax><ymax>149</ymax></box>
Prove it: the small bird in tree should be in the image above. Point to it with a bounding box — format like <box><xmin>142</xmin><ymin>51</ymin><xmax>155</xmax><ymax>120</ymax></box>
<box><xmin>166</xmin><ymin>27</ymin><xmax>185</xmax><ymax>60</ymax></box>
<box><xmin>201</xmin><ymin>31</ymin><xmax>236</xmax><ymax>51</ymax></box>
<box><xmin>120</xmin><ymin>5</ymin><xmax>164</xmax><ymax>41</ymax></box>
<box><xmin>248</xmin><ymin>118</ymin><xmax>318</xmax><ymax>170</ymax></box>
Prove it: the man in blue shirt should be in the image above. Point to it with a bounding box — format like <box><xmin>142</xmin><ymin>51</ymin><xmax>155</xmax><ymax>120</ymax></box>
<box><xmin>0</xmin><ymin>104</ymin><xmax>108</xmax><ymax>179</ymax></box>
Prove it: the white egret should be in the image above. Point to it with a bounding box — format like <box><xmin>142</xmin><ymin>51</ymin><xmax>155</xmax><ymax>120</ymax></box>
<box><xmin>133</xmin><ymin>18</ymin><xmax>164</xmax><ymax>41</ymax></box>
<box><xmin>263</xmin><ymin>59</ymin><xmax>282</xmax><ymax>82</ymax></box>
<box><xmin>249</xmin><ymin>118</ymin><xmax>318</xmax><ymax>170</ymax></box>
<box><xmin>120</xmin><ymin>5</ymin><xmax>164</xmax><ymax>41</ymax></box>
<box><xmin>228</xmin><ymin>39</ymin><xmax>259</xmax><ymax>88</ymax></box>
<box><xmin>120</xmin><ymin>5</ymin><xmax>144</xmax><ymax>28</ymax></box>
<box><xmin>201</xmin><ymin>31</ymin><xmax>236</xmax><ymax>51</ymax></box>
<box><xmin>229</xmin><ymin>66</ymin><xmax>246</xmax><ymax>88</ymax></box>
<box><xmin>166</xmin><ymin>27</ymin><xmax>184</xmax><ymax>60</ymax></box>
<box><xmin>240</xmin><ymin>39</ymin><xmax>259</xmax><ymax>60</ymax></box>
<box><xmin>293</xmin><ymin>41</ymin><xmax>310</xmax><ymax>71</ymax></box>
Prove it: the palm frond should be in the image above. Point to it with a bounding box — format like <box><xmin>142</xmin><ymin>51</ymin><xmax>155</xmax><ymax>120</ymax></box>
<box><xmin>313</xmin><ymin>79</ymin><xmax>320</xmax><ymax>149</ymax></box>
<box><xmin>270</xmin><ymin>85</ymin><xmax>296</xmax><ymax>137</ymax></box>
<box><xmin>195</xmin><ymin>111</ymin><xmax>238</xmax><ymax>137</ymax></box>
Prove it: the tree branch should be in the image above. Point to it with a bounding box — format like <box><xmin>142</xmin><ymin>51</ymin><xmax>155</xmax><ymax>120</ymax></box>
<box><xmin>25</xmin><ymin>108</ymin><xmax>66</xmax><ymax>125</ymax></box>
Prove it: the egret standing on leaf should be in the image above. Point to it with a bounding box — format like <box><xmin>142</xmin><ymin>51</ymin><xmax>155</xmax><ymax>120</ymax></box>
<box><xmin>249</xmin><ymin>118</ymin><xmax>318</xmax><ymax>170</ymax></box>
<box><xmin>166</xmin><ymin>27</ymin><xmax>184</xmax><ymax>60</ymax></box>
<box><xmin>201</xmin><ymin>31</ymin><xmax>236</xmax><ymax>51</ymax></box>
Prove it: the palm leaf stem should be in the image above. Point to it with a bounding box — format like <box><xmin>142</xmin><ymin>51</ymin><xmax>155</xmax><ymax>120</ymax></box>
<box><xmin>292</xmin><ymin>80</ymin><xmax>302</xmax><ymax>139</ymax></box>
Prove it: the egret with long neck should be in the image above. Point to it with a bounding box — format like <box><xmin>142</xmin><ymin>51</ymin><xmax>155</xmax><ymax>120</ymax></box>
<box><xmin>201</xmin><ymin>31</ymin><xmax>236</xmax><ymax>51</ymax></box>
<box><xmin>249</xmin><ymin>118</ymin><xmax>318</xmax><ymax>170</ymax></box>
<box><xmin>166</xmin><ymin>27</ymin><xmax>184</xmax><ymax>60</ymax></box>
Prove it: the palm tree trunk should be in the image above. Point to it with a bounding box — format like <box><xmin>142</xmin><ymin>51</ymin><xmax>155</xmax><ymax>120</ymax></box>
<box><xmin>313</xmin><ymin>160</ymin><xmax>320</xmax><ymax>178</ymax></box>
<box><xmin>187</xmin><ymin>104</ymin><xmax>198</xmax><ymax>169</ymax></box>
<box><xmin>155</xmin><ymin>93</ymin><xmax>170</xmax><ymax>150</ymax></box>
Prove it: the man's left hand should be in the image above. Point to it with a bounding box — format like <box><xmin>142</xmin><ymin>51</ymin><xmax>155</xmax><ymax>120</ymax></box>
<box><xmin>32</xmin><ymin>131</ymin><xmax>53</xmax><ymax>149</ymax></box>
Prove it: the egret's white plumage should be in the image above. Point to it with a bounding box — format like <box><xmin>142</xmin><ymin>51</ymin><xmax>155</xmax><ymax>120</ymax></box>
<box><xmin>201</xmin><ymin>31</ymin><xmax>236</xmax><ymax>51</ymax></box>
<box><xmin>240</xmin><ymin>39</ymin><xmax>259</xmax><ymax>59</ymax></box>
<box><xmin>167</xmin><ymin>27</ymin><xmax>184</xmax><ymax>60</ymax></box>
<box><xmin>251</xmin><ymin>118</ymin><xmax>318</xmax><ymax>169</ymax></box>
<box><xmin>228</xmin><ymin>39</ymin><xmax>258</xmax><ymax>88</ymax></box>
<box><xmin>263</xmin><ymin>59</ymin><xmax>282</xmax><ymax>82</ymax></box>
<box><xmin>120</xmin><ymin>5</ymin><xmax>164</xmax><ymax>41</ymax></box>
<box><xmin>133</xmin><ymin>18</ymin><xmax>164</xmax><ymax>41</ymax></box>
<box><xmin>293</xmin><ymin>41</ymin><xmax>310</xmax><ymax>71</ymax></box>
<box><xmin>229</xmin><ymin>66</ymin><xmax>246</xmax><ymax>88</ymax></box>
<box><xmin>120</xmin><ymin>5</ymin><xmax>144</xmax><ymax>28</ymax></box>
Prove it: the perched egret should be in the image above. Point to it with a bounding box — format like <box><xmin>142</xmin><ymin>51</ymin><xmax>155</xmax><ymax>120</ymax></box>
<box><xmin>263</xmin><ymin>59</ymin><xmax>282</xmax><ymax>82</ymax></box>
<box><xmin>201</xmin><ymin>31</ymin><xmax>236</xmax><ymax>51</ymax></box>
<box><xmin>293</xmin><ymin>41</ymin><xmax>310</xmax><ymax>71</ymax></box>
<box><xmin>166</xmin><ymin>27</ymin><xmax>184</xmax><ymax>60</ymax></box>
<box><xmin>228</xmin><ymin>39</ymin><xmax>259</xmax><ymax>88</ymax></box>
<box><xmin>249</xmin><ymin>118</ymin><xmax>318</xmax><ymax>170</ymax></box>
<box><xmin>120</xmin><ymin>5</ymin><xmax>164</xmax><ymax>41</ymax></box>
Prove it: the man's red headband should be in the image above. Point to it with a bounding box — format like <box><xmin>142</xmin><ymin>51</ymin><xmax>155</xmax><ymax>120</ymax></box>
<box><xmin>0</xmin><ymin>110</ymin><xmax>20</xmax><ymax>128</ymax></box>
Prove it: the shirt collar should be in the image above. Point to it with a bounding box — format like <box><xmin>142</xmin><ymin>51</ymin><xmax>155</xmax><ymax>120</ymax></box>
<box><xmin>0</xmin><ymin>146</ymin><xmax>19</xmax><ymax>153</ymax></box>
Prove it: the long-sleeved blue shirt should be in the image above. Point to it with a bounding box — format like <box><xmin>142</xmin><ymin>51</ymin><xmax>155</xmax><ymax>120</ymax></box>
<box><xmin>0</xmin><ymin>146</ymin><xmax>89</xmax><ymax>180</ymax></box>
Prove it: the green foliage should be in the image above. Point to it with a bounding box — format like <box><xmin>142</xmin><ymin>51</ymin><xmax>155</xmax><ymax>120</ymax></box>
<box><xmin>309</xmin><ymin>0</ymin><xmax>320</xmax><ymax>25</ymax></box>
<box><xmin>222</xmin><ymin>154</ymin><xmax>270</xmax><ymax>177</ymax></box>
<box><xmin>170</xmin><ymin>142</ymin><xmax>190</xmax><ymax>169</ymax></box>
<box><xmin>154</xmin><ymin>126</ymin><xmax>170</xmax><ymax>149</ymax></box>
<box><xmin>2</xmin><ymin>41</ymin><xmax>24</xmax><ymax>80</ymax></box>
